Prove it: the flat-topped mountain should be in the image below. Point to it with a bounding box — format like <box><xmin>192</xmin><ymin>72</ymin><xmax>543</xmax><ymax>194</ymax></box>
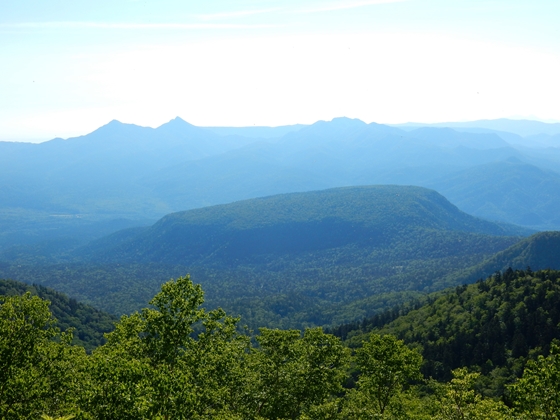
<box><xmin>78</xmin><ymin>185</ymin><xmax>528</xmax><ymax>266</ymax></box>
<box><xmin>17</xmin><ymin>185</ymin><xmax>519</xmax><ymax>327</ymax></box>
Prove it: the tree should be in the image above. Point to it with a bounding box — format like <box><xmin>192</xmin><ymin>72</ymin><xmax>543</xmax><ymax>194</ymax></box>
<box><xmin>343</xmin><ymin>333</ymin><xmax>422</xmax><ymax>418</ymax></box>
<box><xmin>435</xmin><ymin>368</ymin><xmax>511</xmax><ymax>420</ymax></box>
<box><xmin>0</xmin><ymin>292</ymin><xmax>85</xmax><ymax>419</ymax></box>
<box><xmin>248</xmin><ymin>327</ymin><xmax>350</xmax><ymax>419</ymax></box>
<box><xmin>83</xmin><ymin>275</ymin><xmax>248</xmax><ymax>419</ymax></box>
<box><xmin>510</xmin><ymin>343</ymin><xmax>560</xmax><ymax>419</ymax></box>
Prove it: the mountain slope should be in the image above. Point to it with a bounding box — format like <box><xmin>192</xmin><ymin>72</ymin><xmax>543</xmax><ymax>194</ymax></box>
<box><xmin>78</xmin><ymin>185</ymin><xmax>528</xmax><ymax>265</ymax></box>
<box><xmin>393</xmin><ymin>118</ymin><xmax>560</xmax><ymax>137</ymax></box>
<box><xmin>9</xmin><ymin>185</ymin><xmax>518</xmax><ymax>327</ymax></box>
<box><xmin>0</xmin><ymin>279</ymin><xmax>116</xmax><ymax>351</ymax></box>
<box><xmin>333</xmin><ymin>268</ymin><xmax>560</xmax><ymax>399</ymax></box>
<box><xmin>427</xmin><ymin>160</ymin><xmax>560</xmax><ymax>230</ymax></box>
<box><xmin>434</xmin><ymin>231</ymin><xmax>560</xmax><ymax>290</ymax></box>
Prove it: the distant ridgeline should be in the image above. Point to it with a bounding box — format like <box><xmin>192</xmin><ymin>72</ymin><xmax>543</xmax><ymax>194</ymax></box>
<box><xmin>2</xmin><ymin>117</ymin><xmax>560</xmax><ymax>257</ymax></box>
<box><xmin>0</xmin><ymin>185</ymin><xmax>548</xmax><ymax>330</ymax></box>
<box><xmin>0</xmin><ymin>279</ymin><xmax>116</xmax><ymax>351</ymax></box>
<box><xmin>331</xmin><ymin>268</ymin><xmax>560</xmax><ymax>394</ymax></box>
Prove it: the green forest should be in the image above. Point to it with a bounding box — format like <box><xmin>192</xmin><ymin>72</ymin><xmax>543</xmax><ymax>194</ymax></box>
<box><xmin>4</xmin><ymin>186</ymin><xmax>554</xmax><ymax>331</ymax></box>
<box><xmin>2</xmin><ymin>271</ymin><xmax>560</xmax><ymax>419</ymax></box>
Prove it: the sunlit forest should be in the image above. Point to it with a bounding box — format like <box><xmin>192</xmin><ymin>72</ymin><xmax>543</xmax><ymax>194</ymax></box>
<box><xmin>2</xmin><ymin>270</ymin><xmax>560</xmax><ymax>419</ymax></box>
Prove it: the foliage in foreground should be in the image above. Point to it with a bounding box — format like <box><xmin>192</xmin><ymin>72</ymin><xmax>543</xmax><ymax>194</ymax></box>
<box><xmin>1</xmin><ymin>274</ymin><xmax>559</xmax><ymax>419</ymax></box>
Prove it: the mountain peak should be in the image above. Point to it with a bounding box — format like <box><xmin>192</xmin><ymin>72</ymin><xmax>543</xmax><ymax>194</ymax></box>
<box><xmin>155</xmin><ymin>117</ymin><xmax>202</xmax><ymax>136</ymax></box>
<box><xmin>328</xmin><ymin>117</ymin><xmax>367</xmax><ymax>128</ymax></box>
<box><xmin>159</xmin><ymin>116</ymin><xmax>195</xmax><ymax>128</ymax></box>
<box><xmin>83</xmin><ymin>119</ymin><xmax>144</xmax><ymax>139</ymax></box>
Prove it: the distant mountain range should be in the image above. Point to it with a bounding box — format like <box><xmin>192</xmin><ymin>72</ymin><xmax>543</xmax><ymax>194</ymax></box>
<box><xmin>2</xmin><ymin>116</ymin><xmax>560</xmax><ymax>255</ymax></box>
<box><xmin>1</xmin><ymin>116</ymin><xmax>560</xmax><ymax>329</ymax></box>
<box><xmin>393</xmin><ymin>118</ymin><xmax>560</xmax><ymax>137</ymax></box>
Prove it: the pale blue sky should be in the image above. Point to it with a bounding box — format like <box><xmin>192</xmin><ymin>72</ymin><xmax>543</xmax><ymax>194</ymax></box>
<box><xmin>1</xmin><ymin>0</ymin><xmax>559</xmax><ymax>141</ymax></box>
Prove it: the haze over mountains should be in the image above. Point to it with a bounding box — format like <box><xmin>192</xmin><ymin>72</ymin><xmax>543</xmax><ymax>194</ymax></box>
<box><xmin>1</xmin><ymin>116</ymin><xmax>560</xmax><ymax>254</ymax></box>
<box><xmin>2</xmin><ymin>116</ymin><xmax>560</xmax><ymax>327</ymax></box>
<box><xmin>393</xmin><ymin>118</ymin><xmax>560</xmax><ymax>138</ymax></box>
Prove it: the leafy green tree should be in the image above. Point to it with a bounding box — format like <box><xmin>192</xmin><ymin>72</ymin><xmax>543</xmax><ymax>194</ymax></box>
<box><xmin>510</xmin><ymin>343</ymin><xmax>560</xmax><ymax>419</ymax></box>
<box><xmin>83</xmin><ymin>275</ymin><xmax>249</xmax><ymax>419</ymax></box>
<box><xmin>0</xmin><ymin>292</ymin><xmax>85</xmax><ymax>419</ymax></box>
<box><xmin>435</xmin><ymin>368</ymin><xmax>511</xmax><ymax>420</ymax></box>
<box><xmin>342</xmin><ymin>333</ymin><xmax>422</xmax><ymax>418</ymax></box>
<box><xmin>248</xmin><ymin>327</ymin><xmax>350</xmax><ymax>419</ymax></box>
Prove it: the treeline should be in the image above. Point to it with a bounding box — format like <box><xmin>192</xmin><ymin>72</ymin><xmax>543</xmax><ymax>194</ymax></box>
<box><xmin>2</xmin><ymin>274</ymin><xmax>560</xmax><ymax>419</ymax></box>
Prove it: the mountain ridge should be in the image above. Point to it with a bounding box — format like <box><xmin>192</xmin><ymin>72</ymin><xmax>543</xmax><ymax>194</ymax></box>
<box><xmin>392</xmin><ymin>118</ymin><xmax>560</xmax><ymax>137</ymax></box>
<box><xmin>76</xmin><ymin>185</ymin><xmax>530</xmax><ymax>266</ymax></box>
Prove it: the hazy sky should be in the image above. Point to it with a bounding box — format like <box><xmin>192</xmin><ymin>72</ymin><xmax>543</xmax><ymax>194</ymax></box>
<box><xmin>1</xmin><ymin>0</ymin><xmax>559</xmax><ymax>141</ymax></box>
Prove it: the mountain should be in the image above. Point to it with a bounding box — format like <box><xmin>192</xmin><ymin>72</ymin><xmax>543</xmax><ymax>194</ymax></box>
<box><xmin>393</xmin><ymin>118</ymin><xmax>560</xmax><ymax>137</ymax></box>
<box><xmin>78</xmin><ymin>185</ymin><xmax>528</xmax><ymax>265</ymax></box>
<box><xmin>0</xmin><ymin>117</ymin><xmax>261</xmax><ymax>250</ymax></box>
<box><xmin>0</xmin><ymin>279</ymin><xmax>116</xmax><ymax>352</ymax></box>
<box><xmin>0</xmin><ymin>117</ymin><xmax>258</xmax><ymax>218</ymax></box>
<box><xmin>434</xmin><ymin>231</ymin><xmax>560</xmax><ymax>290</ymax></box>
<box><xmin>426</xmin><ymin>160</ymin><xmax>560</xmax><ymax>230</ymax></box>
<box><xmin>141</xmin><ymin>120</ymin><xmax>528</xmax><ymax>213</ymax></box>
<box><xmin>0</xmin><ymin>185</ymin><xmax>519</xmax><ymax>327</ymax></box>
<box><xmin>0</xmin><ymin>117</ymin><xmax>543</xmax><ymax>223</ymax></box>
<box><xmin>339</xmin><ymin>268</ymin><xmax>560</xmax><ymax>397</ymax></box>
<box><xmin>3</xmin><ymin>116</ymin><xmax>560</xmax><ymax>259</ymax></box>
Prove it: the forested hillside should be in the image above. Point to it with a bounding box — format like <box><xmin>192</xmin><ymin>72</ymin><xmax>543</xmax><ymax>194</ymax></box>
<box><xmin>335</xmin><ymin>268</ymin><xmax>560</xmax><ymax>397</ymax></box>
<box><xmin>3</xmin><ymin>273</ymin><xmax>560</xmax><ymax>419</ymax></box>
<box><xmin>426</xmin><ymin>159</ymin><xmax>560</xmax><ymax>229</ymax></box>
<box><xmin>436</xmin><ymin>230</ymin><xmax>560</xmax><ymax>289</ymax></box>
<box><xmin>0</xmin><ymin>186</ymin><xmax>532</xmax><ymax>328</ymax></box>
<box><xmin>77</xmin><ymin>185</ymin><xmax>527</xmax><ymax>264</ymax></box>
<box><xmin>0</xmin><ymin>279</ymin><xmax>115</xmax><ymax>351</ymax></box>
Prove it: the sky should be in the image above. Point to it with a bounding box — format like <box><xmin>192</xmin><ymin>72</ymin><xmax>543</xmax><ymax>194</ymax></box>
<box><xmin>1</xmin><ymin>0</ymin><xmax>560</xmax><ymax>142</ymax></box>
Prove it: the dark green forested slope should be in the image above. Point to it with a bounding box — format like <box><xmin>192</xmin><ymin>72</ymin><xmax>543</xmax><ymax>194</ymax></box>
<box><xmin>77</xmin><ymin>185</ymin><xmax>528</xmax><ymax>265</ymax></box>
<box><xmin>337</xmin><ymin>268</ymin><xmax>560</xmax><ymax>395</ymax></box>
<box><xmin>0</xmin><ymin>186</ymin><xmax>529</xmax><ymax>328</ymax></box>
<box><xmin>0</xmin><ymin>279</ymin><xmax>116</xmax><ymax>351</ymax></box>
<box><xmin>434</xmin><ymin>230</ymin><xmax>560</xmax><ymax>290</ymax></box>
<box><xmin>4</xmin><ymin>273</ymin><xmax>560</xmax><ymax>419</ymax></box>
